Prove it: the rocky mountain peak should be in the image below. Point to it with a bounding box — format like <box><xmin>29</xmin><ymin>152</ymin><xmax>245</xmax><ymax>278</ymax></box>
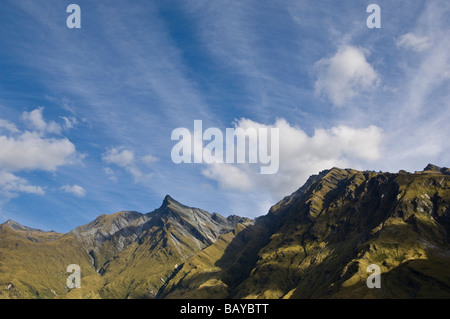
<box><xmin>424</xmin><ymin>163</ymin><xmax>442</xmax><ymax>171</ymax></box>
<box><xmin>161</xmin><ymin>194</ymin><xmax>186</xmax><ymax>210</ymax></box>
<box><xmin>422</xmin><ymin>163</ymin><xmax>450</xmax><ymax>175</ymax></box>
<box><xmin>2</xmin><ymin>219</ymin><xmax>43</xmax><ymax>232</ymax></box>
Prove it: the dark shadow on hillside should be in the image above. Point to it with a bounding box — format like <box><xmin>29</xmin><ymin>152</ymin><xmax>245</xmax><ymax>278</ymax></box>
<box><xmin>381</xmin><ymin>258</ymin><xmax>450</xmax><ymax>298</ymax></box>
<box><xmin>213</xmin><ymin>214</ymin><xmax>277</xmax><ymax>294</ymax></box>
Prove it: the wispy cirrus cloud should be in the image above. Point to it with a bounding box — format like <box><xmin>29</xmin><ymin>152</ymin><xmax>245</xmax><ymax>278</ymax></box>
<box><xmin>380</xmin><ymin>0</ymin><xmax>450</xmax><ymax>171</ymax></box>
<box><xmin>183</xmin><ymin>0</ymin><xmax>309</xmax><ymax>122</ymax></box>
<box><xmin>8</xmin><ymin>0</ymin><xmax>213</xmax><ymax>153</ymax></box>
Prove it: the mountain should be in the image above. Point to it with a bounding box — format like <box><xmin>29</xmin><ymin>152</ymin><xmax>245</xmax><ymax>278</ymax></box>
<box><xmin>233</xmin><ymin>166</ymin><xmax>450</xmax><ymax>298</ymax></box>
<box><xmin>1</xmin><ymin>165</ymin><xmax>450</xmax><ymax>299</ymax></box>
<box><xmin>0</xmin><ymin>195</ymin><xmax>249</xmax><ymax>298</ymax></box>
<box><xmin>82</xmin><ymin>195</ymin><xmax>250</xmax><ymax>298</ymax></box>
<box><xmin>158</xmin><ymin>165</ymin><xmax>450</xmax><ymax>298</ymax></box>
<box><xmin>0</xmin><ymin>219</ymin><xmax>99</xmax><ymax>298</ymax></box>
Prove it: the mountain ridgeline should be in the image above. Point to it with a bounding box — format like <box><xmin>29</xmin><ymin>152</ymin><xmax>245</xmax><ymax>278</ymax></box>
<box><xmin>1</xmin><ymin>165</ymin><xmax>450</xmax><ymax>299</ymax></box>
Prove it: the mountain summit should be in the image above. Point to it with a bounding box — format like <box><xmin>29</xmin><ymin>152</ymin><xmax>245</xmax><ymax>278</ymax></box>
<box><xmin>161</xmin><ymin>194</ymin><xmax>180</xmax><ymax>207</ymax></box>
<box><xmin>1</xmin><ymin>167</ymin><xmax>450</xmax><ymax>299</ymax></box>
<box><xmin>3</xmin><ymin>219</ymin><xmax>42</xmax><ymax>232</ymax></box>
<box><xmin>422</xmin><ymin>163</ymin><xmax>450</xmax><ymax>175</ymax></box>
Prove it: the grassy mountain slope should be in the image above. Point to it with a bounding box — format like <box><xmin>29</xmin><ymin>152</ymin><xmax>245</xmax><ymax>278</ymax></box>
<box><xmin>0</xmin><ymin>223</ymin><xmax>103</xmax><ymax>299</ymax></box>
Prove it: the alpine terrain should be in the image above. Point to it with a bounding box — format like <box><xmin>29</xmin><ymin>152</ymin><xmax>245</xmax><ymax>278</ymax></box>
<box><xmin>1</xmin><ymin>165</ymin><xmax>449</xmax><ymax>299</ymax></box>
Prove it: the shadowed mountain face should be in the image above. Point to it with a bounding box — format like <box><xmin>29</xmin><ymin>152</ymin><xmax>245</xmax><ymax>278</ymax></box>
<box><xmin>1</xmin><ymin>166</ymin><xmax>450</xmax><ymax>299</ymax></box>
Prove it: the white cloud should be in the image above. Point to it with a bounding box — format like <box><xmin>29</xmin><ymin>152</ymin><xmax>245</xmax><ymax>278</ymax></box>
<box><xmin>0</xmin><ymin>131</ymin><xmax>76</xmax><ymax>172</ymax></box>
<box><xmin>102</xmin><ymin>147</ymin><xmax>135</xmax><ymax>167</ymax></box>
<box><xmin>60</xmin><ymin>116</ymin><xmax>77</xmax><ymax>130</ymax></box>
<box><xmin>22</xmin><ymin>107</ymin><xmax>62</xmax><ymax>134</ymax></box>
<box><xmin>0</xmin><ymin>110</ymin><xmax>78</xmax><ymax>204</ymax></box>
<box><xmin>104</xmin><ymin>167</ymin><xmax>118</xmax><ymax>183</ymax></box>
<box><xmin>0</xmin><ymin>171</ymin><xmax>45</xmax><ymax>199</ymax></box>
<box><xmin>141</xmin><ymin>154</ymin><xmax>158</xmax><ymax>165</ymax></box>
<box><xmin>127</xmin><ymin>166</ymin><xmax>143</xmax><ymax>180</ymax></box>
<box><xmin>102</xmin><ymin>147</ymin><xmax>152</xmax><ymax>182</ymax></box>
<box><xmin>61</xmin><ymin>184</ymin><xmax>86</xmax><ymax>197</ymax></box>
<box><xmin>0</xmin><ymin>119</ymin><xmax>19</xmax><ymax>133</ymax></box>
<box><xmin>202</xmin><ymin>118</ymin><xmax>383</xmax><ymax>199</ymax></box>
<box><xmin>326</xmin><ymin>125</ymin><xmax>383</xmax><ymax>161</ymax></box>
<box><xmin>396</xmin><ymin>33</ymin><xmax>431</xmax><ymax>52</ymax></box>
<box><xmin>202</xmin><ymin>164</ymin><xmax>254</xmax><ymax>191</ymax></box>
<box><xmin>314</xmin><ymin>45</ymin><xmax>379</xmax><ymax>107</ymax></box>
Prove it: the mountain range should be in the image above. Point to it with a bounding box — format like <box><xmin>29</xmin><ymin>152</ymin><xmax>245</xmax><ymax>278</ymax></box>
<box><xmin>1</xmin><ymin>164</ymin><xmax>449</xmax><ymax>299</ymax></box>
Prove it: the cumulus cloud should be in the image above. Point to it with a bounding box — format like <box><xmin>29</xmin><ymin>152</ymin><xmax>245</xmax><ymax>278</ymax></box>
<box><xmin>22</xmin><ymin>107</ymin><xmax>63</xmax><ymax>134</ymax></box>
<box><xmin>61</xmin><ymin>184</ymin><xmax>86</xmax><ymax>197</ymax></box>
<box><xmin>202</xmin><ymin>164</ymin><xmax>255</xmax><ymax>191</ymax></box>
<box><xmin>396</xmin><ymin>33</ymin><xmax>431</xmax><ymax>52</ymax></box>
<box><xmin>314</xmin><ymin>45</ymin><xmax>379</xmax><ymax>107</ymax></box>
<box><xmin>201</xmin><ymin>118</ymin><xmax>383</xmax><ymax>199</ymax></box>
<box><xmin>0</xmin><ymin>131</ymin><xmax>76</xmax><ymax>172</ymax></box>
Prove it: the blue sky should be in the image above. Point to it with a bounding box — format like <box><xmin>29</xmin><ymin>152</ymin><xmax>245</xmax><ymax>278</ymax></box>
<box><xmin>0</xmin><ymin>0</ymin><xmax>449</xmax><ymax>232</ymax></box>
